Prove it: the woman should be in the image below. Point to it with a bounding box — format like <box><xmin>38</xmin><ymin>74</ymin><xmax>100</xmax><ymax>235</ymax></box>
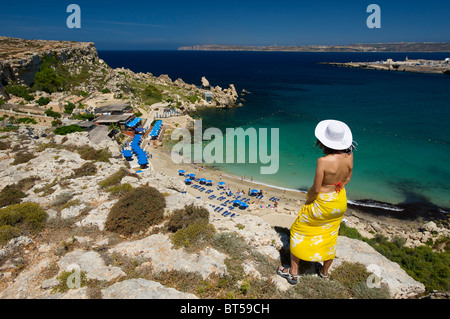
<box><xmin>277</xmin><ymin>119</ymin><xmax>355</xmax><ymax>285</ymax></box>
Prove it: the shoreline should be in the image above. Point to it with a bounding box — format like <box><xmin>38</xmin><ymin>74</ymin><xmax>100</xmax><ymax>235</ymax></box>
<box><xmin>148</xmin><ymin>142</ymin><xmax>446</xmax><ymax>232</ymax></box>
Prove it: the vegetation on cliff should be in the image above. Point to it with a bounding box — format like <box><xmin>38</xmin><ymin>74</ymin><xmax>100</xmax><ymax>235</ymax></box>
<box><xmin>339</xmin><ymin>223</ymin><xmax>450</xmax><ymax>292</ymax></box>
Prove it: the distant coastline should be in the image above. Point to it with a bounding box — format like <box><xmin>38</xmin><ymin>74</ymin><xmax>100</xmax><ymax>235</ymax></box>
<box><xmin>178</xmin><ymin>42</ymin><xmax>450</xmax><ymax>52</ymax></box>
<box><xmin>323</xmin><ymin>57</ymin><xmax>450</xmax><ymax>75</ymax></box>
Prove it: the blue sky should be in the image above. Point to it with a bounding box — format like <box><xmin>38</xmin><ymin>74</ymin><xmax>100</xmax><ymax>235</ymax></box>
<box><xmin>1</xmin><ymin>0</ymin><xmax>449</xmax><ymax>50</ymax></box>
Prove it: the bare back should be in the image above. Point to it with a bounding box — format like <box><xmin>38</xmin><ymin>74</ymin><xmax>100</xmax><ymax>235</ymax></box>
<box><xmin>313</xmin><ymin>152</ymin><xmax>353</xmax><ymax>194</ymax></box>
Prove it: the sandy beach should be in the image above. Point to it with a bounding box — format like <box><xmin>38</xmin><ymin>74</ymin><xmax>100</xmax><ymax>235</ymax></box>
<box><xmin>147</xmin><ymin>138</ymin><xmax>423</xmax><ymax>232</ymax></box>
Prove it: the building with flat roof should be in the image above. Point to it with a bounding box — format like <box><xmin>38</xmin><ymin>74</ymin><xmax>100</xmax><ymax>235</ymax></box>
<box><xmin>94</xmin><ymin>114</ymin><xmax>135</xmax><ymax>130</ymax></box>
<box><xmin>94</xmin><ymin>103</ymin><xmax>131</xmax><ymax>115</ymax></box>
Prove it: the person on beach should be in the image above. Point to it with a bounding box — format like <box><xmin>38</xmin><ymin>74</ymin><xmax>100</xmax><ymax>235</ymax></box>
<box><xmin>277</xmin><ymin>120</ymin><xmax>355</xmax><ymax>285</ymax></box>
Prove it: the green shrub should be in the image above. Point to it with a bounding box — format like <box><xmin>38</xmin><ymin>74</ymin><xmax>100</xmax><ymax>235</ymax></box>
<box><xmin>0</xmin><ymin>140</ymin><xmax>11</xmax><ymax>150</ymax></box>
<box><xmin>329</xmin><ymin>261</ymin><xmax>372</xmax><ymax>291</ymax></box>
<box><xmin>45</xmin><ymin>108</ymin><xmax>61</xmax><ymax>118</ymax></box>
<box><xmin>73</xmin><ymin>113</ymin><xmax>95</xmax><ymax>121</ymax></box>
<box><xmin>0</xmin><ymin>184</ymin><xmax>26</xmax><ymax>207</ymax></box>
<box><xmin>338</xmin><ymin>222</ymin><xmax>363</xmax><ymax>240</ymax></box>
<box><xmin>70</xmin><ymin>162</ymin><xmax>97</xmax><ymax>179</ymax></box>
<box><xmin>12</xmin><ymin>151</ymin><xmax>36</xmax><ymax>165</ymax></box>
<box><xmin>77</xmin><ymin>145</ymin><xmax>111</xmax><ymax>163</ymax></box>
<box><xmin>167</xmin><ymin>204</ymin><xmax>209</xmax><ymax>233</ymax></box>
<box><xmin>0</xmin><ymin>202</ymin><xmax>47</xmax><ymax>244</ymax></box>
<box><xmin>0</xmin><ymin>225</ymin><xmax>20</xmax><ymax>245</ymax></box>
<box><xmin>5</xmin><ymin>84</ymin><xmax>34</xmax><ymax>101</ymax></box>
<box><xmin>63</xmin><ymin>101</ymin><xmax>76</xmax><ymax>114</ymax></box>
<box><xmin>53</xmin><ymin>269</ymin><xmax>88</xmax><ymax>293</ymax></box>
<box><xmin>54</xmin><ymin>124</ymin><xmax>84</xmax><ymax>135</ymax></box>
<box><xmin>351</xmin><ymin>282</ymin><xmax>391</xmax><ymax>299</ymax></box>
<box><xmin>36</xmin><ymin>97</ymin><xmax>51</xmax><ymax>106</ymax></box>
<box><xmin>293</xmin><ymin>276</ymin><xmax>350</xmax><ymax>299</ymax></box>
<box><xmin>17</xmin><ymin>117</ymin><xmax>38</xmax><ymax>124</ymax></box>
<box><xmin>142</xmin><ymin>84</ymin><xmax>163</xmax><ymax>105</ymax></box>
<box><xmin>105</xmin><ymin>186</ymin><xmax>166</xmax><ymax>236</ymax></box>
<box><xmin>98</xmin><ymin>168</ymin><xmax>127</xmax><ymax>188</ymax></box>
<box><xmin>105</xmin><ymin>183</ymin><xmax>134</xmax><ymax>198</ymax></box>
<box><xmin>32</xmin><ymin>55</ymin><xmax>64</xmax><ymax>93</ymax></box>
<box><xmin>171</xmin><ymin>220</ymin><xmax>216</xmax><ymax>249</ymax></box>
<box><xmin>101</xmin><ymin>88</ymin><xmax>111</xmax><ymax>94</ymax></box>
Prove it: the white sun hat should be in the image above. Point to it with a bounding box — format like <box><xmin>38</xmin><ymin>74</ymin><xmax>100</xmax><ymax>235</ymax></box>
<box><xmin>315</xmin><ymin>120</ymin><xmax>353</xmax><ymax>150</ymax></box>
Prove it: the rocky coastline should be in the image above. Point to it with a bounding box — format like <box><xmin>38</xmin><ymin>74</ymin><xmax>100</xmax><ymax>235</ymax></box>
<box><xmin>0</xmin><ymin>37</ymin><xmax>448</xmax><ymax>300</ymax></box>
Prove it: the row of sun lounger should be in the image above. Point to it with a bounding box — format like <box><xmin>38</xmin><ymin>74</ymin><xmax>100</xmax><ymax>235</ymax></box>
<box><xmin>209</xmin><ymin>204</ymin><xmax>238</xmax><ymax>218</ymax></box>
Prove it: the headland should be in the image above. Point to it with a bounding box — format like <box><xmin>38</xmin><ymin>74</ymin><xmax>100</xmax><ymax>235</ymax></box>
<box><xmin>323</xmin><ymin>57</ymin><xmax>450</xmax><ymax>75</ymax></box>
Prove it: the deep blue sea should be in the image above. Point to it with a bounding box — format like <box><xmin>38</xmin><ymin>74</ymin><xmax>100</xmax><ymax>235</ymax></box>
<box><xmin>99</xmin><ymin>50</ymin><xmax>450</xmax><ymax>215</ymax></box>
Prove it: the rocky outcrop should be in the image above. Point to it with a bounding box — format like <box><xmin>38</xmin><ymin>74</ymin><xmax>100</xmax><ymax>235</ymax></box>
<box><xmin>334</xmin><ymin>236</ymin><xmax>426</xmax><ymax>299</ymax></box>
<box><xmin>0</xmin><ymin>123</ymin><xmax>431</xmax><ymax>300</ymax></box>
<box><xmin>0</xmin><ymin>37</ymin><xmax>98</xmax><ymax>99</ymax></box>
<box><xmin>102</xmin><ymin>278</ymin><xmax>198</xmax><ymax>299</ymax></box>
<box><xmin>201</xmin><ymin>76</ymin><xmax>210</xmax><ymax>88</ymax></box>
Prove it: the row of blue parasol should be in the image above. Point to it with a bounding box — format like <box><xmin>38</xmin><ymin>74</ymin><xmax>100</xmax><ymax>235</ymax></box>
<box><xmin>179</xmin><ymin>170</ymin><xmax>214</xmax><ymax>185</ymax></box>
<box><xmin>149</xmin><ymin>120</ymin><xmax>163</xmax><ymax>139</ymax></box>
<box><xmin>126</xmin><ymin>117</ymin><xmax>142</xmax><ymax>128</ymax></box>
<box><xmin>122</xmin><ymin>134</ymin><xmax>149</xmax><ymax>166</ymax></box>
<box><xmin>232</xmin><ymin>199</ymin><xmax>249</xmax><ymax>209</ymax></box>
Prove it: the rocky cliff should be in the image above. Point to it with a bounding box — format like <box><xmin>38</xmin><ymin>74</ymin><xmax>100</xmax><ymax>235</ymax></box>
<box><xmin>0</xmin><ymin>37</ymin><xmax>98</xmax><ymax>99</ymax></box>
<box><xmin>0</xmin><ymin>129</ymin><xmax>426</xmax><ymax>299</ymax></box>
<box><xmin>0</xmin><ymin>37</ymin><xmax>240</xmax><ymax>112</ymax></box>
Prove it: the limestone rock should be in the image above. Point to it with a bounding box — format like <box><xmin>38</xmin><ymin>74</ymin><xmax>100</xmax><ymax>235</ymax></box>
<box><xmin>201</xmin><ymin>76</ymin><xmax>210</xmax><ymax>88</ymax></box>
<box><xmin>57</xmin><ymin>250</ymin><xmax>126</xmax><ymax>282</ymax></box>
<box><xmin>102</xmin><ymin>278</ymin><xmax>198</xmax><ymax>299</ymax></box>
<box><xmin>108</xmin><ymin>233</ymin><xmax>227</xmax><ymax>279</ymax></box>
<box><xmin>334</xmin><ymin>236</ymin><xmax>426</xmax><ymax>299</ymax></box>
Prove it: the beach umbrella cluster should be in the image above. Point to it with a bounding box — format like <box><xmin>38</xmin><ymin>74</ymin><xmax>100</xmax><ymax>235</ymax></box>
<box><xmin>149</xmin><ymin>120</ymin><xmax>163</xmax><ymax>139</ymax></box>
<box><xmin>126</xmin><ymin>117</ymin><xmax>142</xmax><ymax>128</ymax></box>
<box><xmin>130</xmin><ymin>134</ymin><xmax>149</xmax><ymax>167</ymax></box>
<box><xmin>232</xmin><ymin>200</ymin><xmax>248</xmax><ymax>209</ymax></box>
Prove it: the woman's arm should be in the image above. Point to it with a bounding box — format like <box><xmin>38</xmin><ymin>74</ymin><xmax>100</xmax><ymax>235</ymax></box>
<box><xmin>305</xmin><ymin>158</ymin><xmax>325</xmax><ymax>204</ymax></box>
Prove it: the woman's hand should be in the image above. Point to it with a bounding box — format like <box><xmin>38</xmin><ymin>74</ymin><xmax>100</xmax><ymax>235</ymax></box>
<box><xmin>305</xmin><ymin>189</ymin><xmax>318</xmax><ymax>205</ymax></box>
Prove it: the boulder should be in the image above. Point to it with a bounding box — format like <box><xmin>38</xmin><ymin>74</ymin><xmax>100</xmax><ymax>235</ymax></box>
<box><xmin>108</xmin><ymin>233</ymin><xmax>227</xmax><ymax>279</ymax></box>
<box><xmin>57</xmin><ymin>250</ymin><xmax>126</xmax><ymax>282</ymax></box>
<box><xmin>334</xmin><ymin>236</ymin><xmax>426</xmax><ymax>299</ymax></box>
<box><xmin>102</xmin><ymin>278</ymin><xmax>198</xmax><ymax>299</ymax></box>
<box><xmin>201</xmin><ymin>76</ymin><xmax>210</xmax><ymax>88</ymax></box>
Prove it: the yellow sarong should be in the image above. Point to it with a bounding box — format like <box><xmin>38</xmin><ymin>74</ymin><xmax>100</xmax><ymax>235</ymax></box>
<box><xmin>290</xmin><ymin>188</ymin><xmax>347</xmax><ymax>262</ymax></box>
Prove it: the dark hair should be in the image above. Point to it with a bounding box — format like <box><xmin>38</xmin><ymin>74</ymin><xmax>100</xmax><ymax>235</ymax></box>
<box><xmin>315</xmin><ymin>139</ymin><xmax>354</xmax><ymax>155</ymax></box>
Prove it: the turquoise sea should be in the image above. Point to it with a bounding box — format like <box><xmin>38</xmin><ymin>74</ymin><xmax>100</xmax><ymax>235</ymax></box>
<box><xmin>99</xmin><ymin>51</ymin><xmax>450</xmax><ymax>216</ymax></box>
